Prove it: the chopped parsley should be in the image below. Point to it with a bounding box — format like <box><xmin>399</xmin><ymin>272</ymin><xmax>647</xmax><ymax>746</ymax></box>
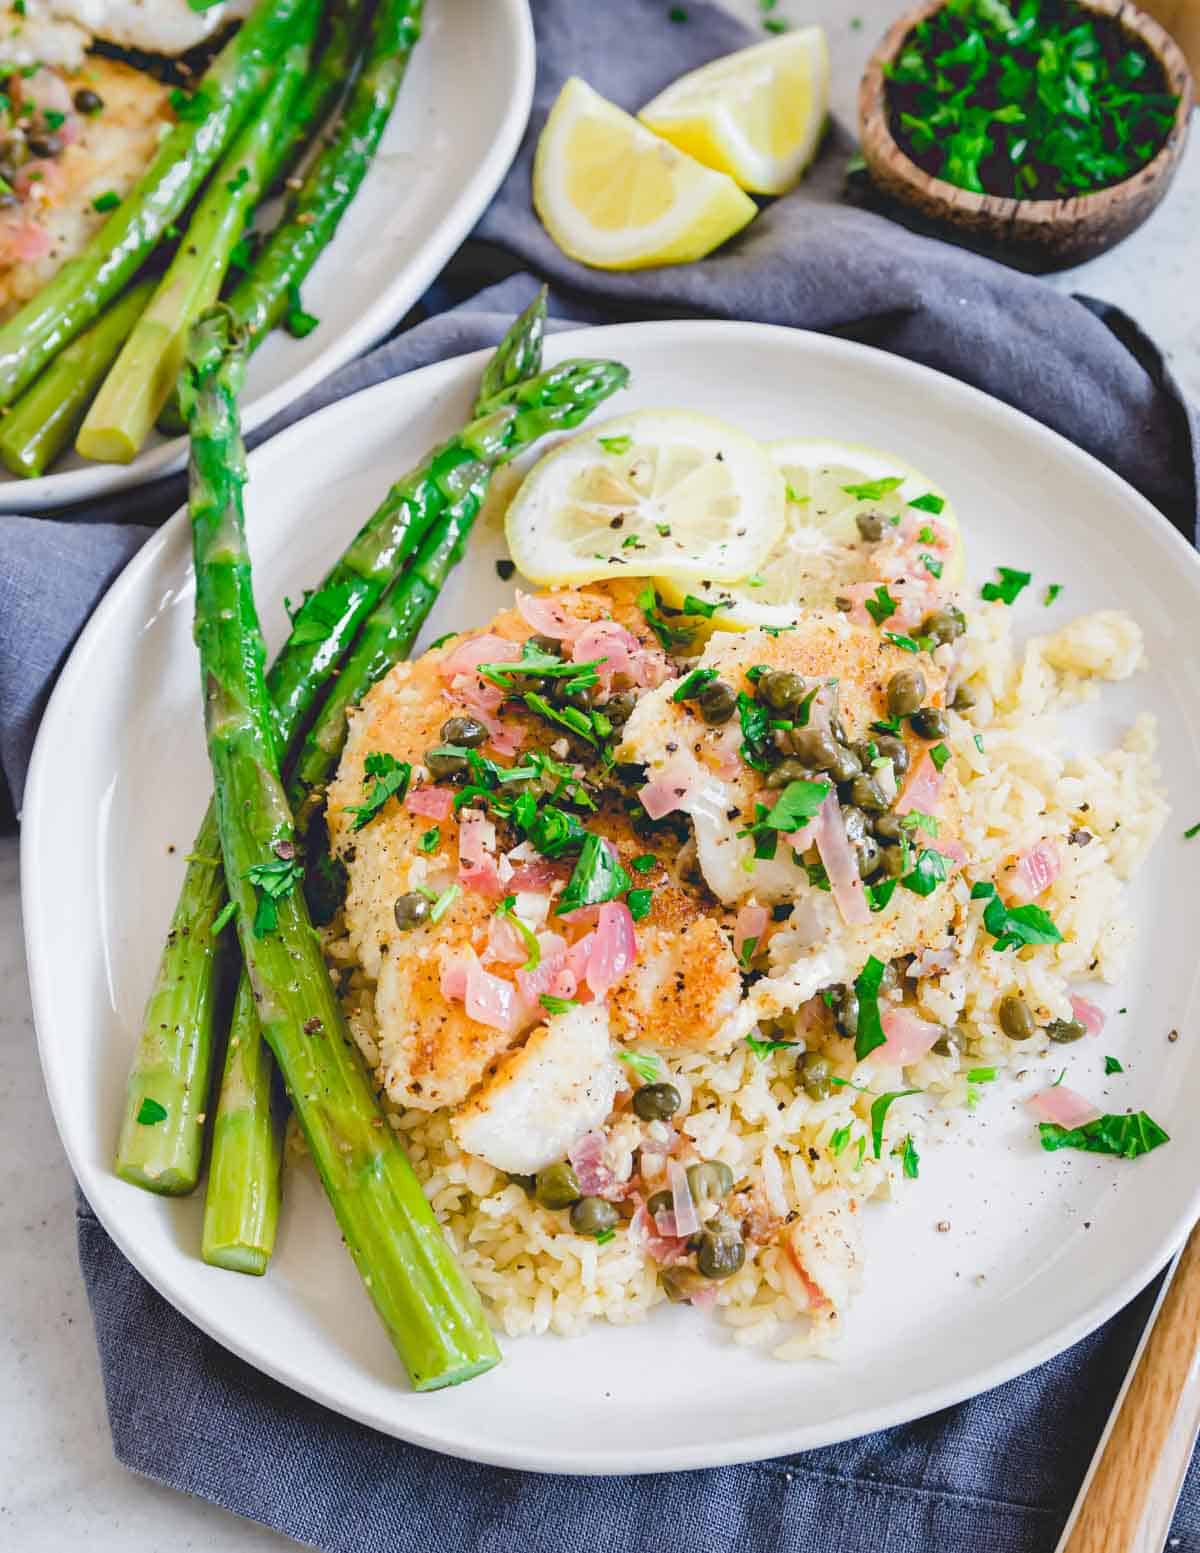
<box><xmin>92</xmin><ymin>190</ymin><xmax>120</xmax><ymax>213</ymax></box>
<box><xmin>737</xmin><ymin>688</ymin><xmax>773</xmax><ymax>770</ymax></box>
<box><xmin>540</xmin><ymin>995</ymin><xmax>579</xmax><ymax>1016</ymax></box>
<box><xmin>842</xmin><ymin>475</ymin><xmax>903</xmax><ymax>502</ymax></box>
<box><xmin>978</xmin><ymin>888</ymin><xmax>1063</xmax><ymax>951</ymax></box>
<box><xmin>284</xmin><ymin>283</ymin><xmax>319</xmax><ymax>339</ymax></box>
<box><xmin>479</xmin><ymin>641</ymin><xmax>602</xmax><ymax>694</ymax></box>
<box><xmin>870</xmin><ymin>1089</ymin><xmax>920</xmax><ymax>1157</ymax></box>
<box><xmin>1104</xmin><ymin>1055</ymin><xmax>1124</xmax><ymax>1075</ymax></box>
<box><xmin>738</xmin><ymin>935</ymin><xmax>759</xmax><ymax>970</ymax></box>
<box><xmin>598</xmin><ymin>434</ymin><xmax>632</xmax><ymax>455</ymax></box>
<box><xmin>901</xmin><ymin>846</ymin><xmax>948</xmax><ymax>897</ymax></box>
<box><xmin>853</xmin><ymin>955</ymin><xmax>887</xmax><ymax>1060</ymax></box>
<box><xmin>245</xmin><ymin>854</ymin><xmax>304</xmax><ymax>937</ymax></box>
<box><xmin>981</xmin><ymin>566</ymin><xmax>1032</xmax><ymax>605</ymax></box>
<box><xmin>637</xmin><ymin>586</ymin><xmax>694</xmax><ymax>651</ymax></box>
<box><xmin>226</xmin><ymin>166</ymin><xmax>250</xmax><ymax>194</ymax></box>
<box><xmin>668</xmin><ymin>5</ymin><xmax>689</xmax><ymax>20</ymax></box>
<box><xmin>865</xmin><ymin>875</ymin><xmax>899</xmax><ymax>912</ymax></box>
<box><xmin>746</xmin><ymin>1033</ymin><xmax>797</xmax><ymax>1059</ymax></box>
<box><xmin>496</xmin><ymin>896</ymin><xmax>540</xmax><ymax>971</ymax></box>
<box><xmin>738</xmin><ymin>779</ymin><xmax>830</xmax><ymax>860</ymax></box>
<box><xmin>556</xmin><ymin>833</ymin><xmax>631</xmax><ymax>915</ymax></box>
<box><xmin>900</xmin><ymin>810</ymin><xmax>938</xmax><ymax>837</ymax></box>
<box><xmin>627</xmin><ymin>888</ymin><xmax>653</xmax><ymax>922</ymax></box>
<box><xmin>885</xmin><ymin>631</ymin><xmax>929</xmax><ymax>654</ymax></box>
<box><xmin>682</xmin><ymin>593</ymin><xmax>719</xmax><ymax>619</ymax></box>
<box><xmin>865</xmin><ymin>585</ymin><xmax>898</xmax><ymax>626</ymax></box>
<box><xmin>1044</xmin><ymin>583</ymin><xmax>1062</xmax><ymax>606</ymax></box>
<box><xmin>595</xmin><ymin>1227</ymin><xmax>616</xmax><ymax>1245</ymax></box>
<box><xmin>136</xmin><ymin>1097</ymin><xmax>168</xmax><ymax>1126</ymax></box>
<box><xmin>899</xmin><ymin>1134</ymin><xmax>920</xmax><ymax>1178</ymax></box>
<box><xmin>672</xmin><ymin>666</ymin><xmax>717</xmax><ymax>703</ymax></box>
<box><xmin>1183</xmin><ymin>822</ymin><xmax>1200</xmax><ymax>840</ymax></box>
<box><xmin>920</xmin><ymin>553</ymin><xmax>944</xmax><ymax>579</ymax></box>
<box><xmin>967</xmin><ymin>1066</ymin><xmax>998</xmax><ymax>1083</ymax></box>
<box><xmin>631</xmin><ymin>853</ymin><xmax>657</xmax><ymax>873</ymax></box>
<box><xmin>419</xmin><ymin>825</ymin><xmax>441</xmax><ymax>853</ymax></box>
<box><xmin>429</xmin><ymin>883</ymin><xmax>460</xmax><ymax>924</ymax></box>
<box><xmin>618</xmin><ymin>1049</ymin><xmax>660</xmax><ymax>1082</ymax></box>
<box><xmin>909</xmin><ymin>492</ymin><xmax>945</xmax><ymax>514</ymax></box>
<box><xmin>523</xmin><ymin>691</ymin><xmax>598</xmax><ymax>746</ymax></box>
<box><xmin>345</xmin><ymin>753</ymin><xmax>411</xmax><ymax>831</ymax></box>
<box><xmin>1039</xmin><ymin>1111</ymin><xmax>1168</xmax><ymax>1160</ymax></box>
<box><xmin>829</xmin><ymin>1124</ymin><xmax>853</xmax><ymax>1157</ymax></box>
<box><xmin>169</xmin><ymin>86</ymin><xmax>212</xmax><ymax>122</ymax></box>
<box><xmin>929</xmin><ymin>742</ymin><xmax>951</xmax><ymax>771</ymax></box>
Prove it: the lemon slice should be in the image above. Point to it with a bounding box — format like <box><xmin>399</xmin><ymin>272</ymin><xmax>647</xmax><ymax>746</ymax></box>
<box><xmin>639</xmin><ymin>28</ymin><xmax>829</xmax><ymax>196</ymax></box>
<box><xmin>532</xmin><ymin>77</ymin><xmax>757</xmax><ymax>271</ymax></box>
<box><xmin>657</xmin><ymin>439</ymin><xmax>964</xmax><ymax>629</ymax></box>
<box><xmin>504</xmin><ymin>410</ymin><xmax>786</xmax><ymax>588</ymax></box>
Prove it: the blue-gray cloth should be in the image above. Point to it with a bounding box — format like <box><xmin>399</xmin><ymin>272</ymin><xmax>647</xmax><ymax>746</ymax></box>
<box><xmin>8</xmin><ymin>0</ymin><xmax>1200</xmax><ymax>1544</ymax></box>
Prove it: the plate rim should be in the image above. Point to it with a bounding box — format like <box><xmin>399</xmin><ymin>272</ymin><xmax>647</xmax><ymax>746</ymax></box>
<box><xmin>0</xmin><ymin>0</ymin><xmax>535</xmax><ymax>514</ymax></box>
<box><xmin>21</xmin><ymin>317</ymin><xmax>1200</xmax><ymax>1474</ymax></box>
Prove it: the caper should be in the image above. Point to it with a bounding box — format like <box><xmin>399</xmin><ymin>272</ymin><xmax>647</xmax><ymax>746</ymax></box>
<box><xmin>1046</xmin><ymin>1018</ymin><xmax>1087</xmax><ymax>1044</ymax></box>
<box><xmin>798</xmin><ymin>1051</ymin><xmax>833</xmax><ymax>1099</ymax></box>
<box><xmin>829</xmin><ymin>985</ymin><xmax>859</xmax><ymax>1039</ymax></box>
<box><xmin>879</xmin><ymin>959</ymin><xmax>900</xmax><ymax>993</ymax></box>
<box><xmin>561</xmin><ymin>683</ymin><xmax>595</xmax><ymax>711</ymax></box>
<box><xmin>910</xmin><ymin>706</ymin><xmax>950</xmax><ymax>741</ymax></box>
<box><xmin>393</xmin><ymin>892</ymin><xmax>431</xmax><ymax>931</ymax></box>
<box><xmin>570</xmin><ymin>1195</ymin><xmax>619</xmax><ymax>1235</ymax></box>
<box><xmin>686</xmin><ymin>1159</ymin><xmax>734</xmax><ymax>1209</ymax></box>
<box><xmin>827</xmin><ymin>743</ymin><xmax>863</xmax><ymax>784</ymax></box>
<box><xmin>646</xmin><ymin>1189</ymin><xmax>674</xmax><ymax>1219</ymax></box>
<box><xmin>697</xmin><ymin>1228</ymin><xmax>746</xmax><ymax>1279</ymax></box>
<box><xmin>873</xmin><ymin>811</ymin><xmax>905</xmax><ymax>843</ymax></box>
<box><xmin>765</xmin><ymin>757</ymin><xmax>815</xmax><ymax>789</ymax></box>
<box><xmin>27</xmin><ymin>133</ymin><xmax>63</xmax><ymax>159</ymax></box>
<box><xmin>856</xmin><ymin>510</ymin><xmax>884</xmax><ymax>542</ymax></box>
<box><xmin>840</xmin><ymin>804</ymin><xmax>868</xmax><ymax>843</ymax></box>
<box><xmin>758</xmin><ymin>670</ymin><xmax>806</xmax><ymax>714</ymax></box>
<box><xmin>697</xmin><ymin>679</ymin><xmax>737</xmax><ymax>725</ymax></box>
<box><xmin>848</xmin><ymin>773</ymin><xmax>888</xmax><ymax>812</ymax></box>
<box><xmin>873</xmin><ymin>732</ymin><xmax>910</xmax><ymax>777</ymax></box>
<box><xmin>73</xmin><ymin>88</ymin><xmax>104</xmax><ymax>114</ymax></box>
<box><xmin>440</xmin><ymin>714</ymin><xmax>488</xmax><ymax>748</ymax></box>
<box><xmin>878</xmin><ymin>844</ymin><xmax>907</xmax><ymax>878</ymax></box>
<box><xmin>508</xmin><ymin>1173</ymin><xmax>536</xmax><ymax>1196</ymax></box>
<box><xmin>931</xmin><ymin>1031</ymin><xmax>959</xmax><ymax>1058</ymax></box>
<box><xmin>605</xmin><ymin>690</ymin><xmax>638</xmax><ymax>727</ymax></box>
<box><xmin>886</xmin><ymin>668</ymin><xmax>926</xmax><ymax>720</ymax></box>
<box><xmin>633</xmin><ymin>1082</ymin><xmax>682</xmax><ymax>1121</ymax></box>
<box><xmin>534</xmin><ymin>1162</ymin><xmax>581</xmax><ymax>1209</ymax></box>
<box><xmin>661</xmin><ymin>1266</ymin><xmax>710</xmax><ymax>1303</ymax></box>
<box><xmin>951</xmin><ymin>683</ymin><xmax>977</xmax><ymax>712</ymax></box>
<box><xmin>425</xmin><ymin>747</ymin><xmax>468</xmax><ymax>779</ymax></box>
<box><xmin>998</xmin><ymin>994</ymin><xmax>1036</xmax><ymax>1041</ymax></box>
<box><xmin>855</xmin><ymin>833</ymin><xmax>882</xmax><ymax>878</ymax></box>
<box><xmin>921</xmin><ymin>606</ymin><xmax>967</xmax><ymax>647</ymax></box>
<box><xmin>784</xmin><ymin>726</ymin><xmax>840</xmax><ymax>769</ymax></box>
<box><xmin>528</xmin><ymin>634</ymin><xmax>562</xmax><ymax>657</ymax></box>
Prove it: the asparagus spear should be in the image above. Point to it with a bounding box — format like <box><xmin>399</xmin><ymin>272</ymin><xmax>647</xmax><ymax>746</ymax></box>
<box><xmin>114</xmin><ymin>296</ymin><xmax>542</xmax><ymax>1194</ymax></box>
<box><xmin>0</xmin><ymin>280</ymin><xmax>154</xmax><ymax>479</ymax></box>
<box><xmin>0</xmin><ymin>0</ymin><xmax>313</xmax><ymax>410</ymax></box>
<box><xmin>183</xmin><ymin>306</ymin><xmax>499</xmax><ymax>1389</ymax></box>
<box><xmin>272</xmin><ymin>0</ymin><xmax>369</xmax><ymax>187</ymax></box>
<box><xmin>227</xmin><ymin>0</ymin><xmax>423</xmax><ymax>355</ymax></box>
<box><xmin>76</xmin><ymin>23</ymin><xmax>318</xmax><ymax>465</ymax></box>
<box><xmin>201</xmin><ymin>293</ymin><xmax>550</xmax><ymax>1271</ymax></box>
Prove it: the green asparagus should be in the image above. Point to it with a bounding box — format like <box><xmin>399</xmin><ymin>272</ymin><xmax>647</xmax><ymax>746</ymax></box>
<box><xmin>0</xmin><ymin>0</ymin><xmax>314</xmax><ymax>409</ymax></box>
<box><xmin>114</xmin><ymin>297</ymin><xmax>541</xmax><ymax>1194</ymax></box>
<box><xmin>0</xmin><ymin>280</ymin><xmax>154</xmax><ymax>480</ymax></box>
<box><xmin>227</xmin><ymin>0</ymin><xmax>423</xmax><ymax>354</ymax></box>
<box><xmin>182</xmin><ymin>306</ymin><xmax>499</xmax><ymax>1388</ymax></box>
<box><xmin>77</xmin><ymin>21</ymin><xmax>317</xmax><ymax>465</ymax></box>
<box><xmin>273</xmin><ymin>0</ymin><xmax>370</xmax><ymax>187</ymax></box>
<box><xmin>200</xmin><ymin>294</ymin><xmax>550</xmax><ymax>1271</ymax></box>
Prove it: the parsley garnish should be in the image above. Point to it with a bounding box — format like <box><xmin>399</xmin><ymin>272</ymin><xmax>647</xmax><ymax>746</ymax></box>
<box><xmin>746</xmin><ymin>1033</ymin><xmax>797</xmax><ymax>1059</ymax></box>
<box><xmin>169</xmin><ymin>86</ymin><xmax>211</xmax><ymax>122</ymax></box>
<box><xmin>929</xmin><ymin>742</ymin><xmax>951</xmax><ymax>771</ymax></box>
<box><xmin>631</xmin><ymin>853</ymin><xmax>657</xmax><ymax>873</ymax></box>
<box><xmin>980</xmin><ymin>891</ymin><xmax>1063</xmax><ymax>951</ymax></box>
<box><xmin>900</xmin><ymin>810</ymin><xmax>938</xmax><ymax>837</ymax></box>
<box><xmin>885</xmin><ymin>631</ymin><xmax>928</xmax><ymax>654</ymax></box>
<box><xmin>1104</xmin><ymin>1055</ymin><xmax>1124</xmax><ymax>1075</ymax></box>
<box><xmin>540</xmin><ymin>994</ymin><xmax>579</xmax><ymax>1016</ymax></box>
<box><xmin>429</xmin><ymin>883</ymin><xmax>460</xmax><ymax>924</ymax></box>
<box><xmin>345</xmin><ymin>753</ymin><xmax>411</xmax><ymax>831</ymax></box>
<box><xmin>920</xmin><ymin>553</ymin><xmax>944</xmax><ymax>579</ymax></box>
<box><xmin>981</xmin><ymin>567</ymin><xmax>1032</xmax><ymax>605</ymax></box>
<box><xmin>478</xmin><ymin>640</ymin><xmax>602</xmax><ymax>694</ymax></box>
<box><xmin>595</xmin><ymin>1227</ymin><xmax>616</xmax><ymax>1245</ymax></box>
<box><xmin>870</xmin><ymin>1089</ymin><xmax>920</xmax><ymax>1157</ymax></box>
<box><xmin>598</xmin><ymin>434</ymin><xmax>632</xmax><ymax>455</ymax></box>
<box><xmin>967</xmin><ymin>1066</ymin><xmax>997</xmax><ymax>1083</ymax></box>
<box><xmin>737</xmin><ymin>688</ymin><xmax>772</xmax><ymax>770</ymax></box>
<box><xmin>618</xmin><ymin>1049</ymin><xmax>660</xmax><ymax>1082</ymax></box>
<box><xmin>909</xmin><ymin>492</ymin><xmax>945</xmax><ymax>514</ymax></box>
<box><xmin>1039</xmin><ymin>1111</ymin><xmax>1168</xmax><ymax>1160</ymax></box>
<box><xmin>901</xmin><ymin>846</ymin><xmax>948</xmax><ymax>897</ymax></box>
<box><xmin>92</xmin><ymin>190</ymin><xmax>120</xmax><ymax>213</ymax></box>
<box><xmin>842</xmin><ymin>476</ymin><xmax>903</xmax><ymax>501</ymax></box>
<box><xmin>854</xmin><ymin>955</ymin><xmax>887</xmax><ymax>1060</ymax></box>
<box><xmin>865</xmin><ymin>585</ymin><xmax>898</xmax><ymax>626</ymax></box>
<box><xmin>830</xmin><ymin>1124</ymin><xmax>853</xmax><ymax>1156</ymax></box>
<box><xmin>556</xmin><ymin>833</ymin><xmax>631</xmax><ymax>915</ymax></box>
<box><xmin>419</xmin><ymin>825</ymin><xmax>441</xmax><ymax>853</ymax></box>
<box><xmin>738</xmin><ymin>935</ymin><xmax>759</xmax><ymax>970</ymax></box>
<box><xmin>738</xmin><ymin>779</ymin><xmax>830</xmax><ymax>861</ymax></box>
<box><xmin>523</xmin><ymin>690</ymin><xmax>597</xmax><ymax>746</ymax></box>
<box><xmin>496</xmin><ymin>896</ymin><xmax>540</xmax><ymax>971</ymax></box>
<box><xmin>245</xmin><ymin>855</ymin><xmax>304</xmax><ymax>936</ymax></box>
<box><xmin>637</xmin><ymin>586</ymin><xmax>694</xmax><ymax>651</ymax></box>
<box><xmin>672</xmin><ymin>666</ymin><xmax>717</xmax><ymax>703</ymax></box>
<box><xmin>1044</xmin><ymin>583</ymin><xmax>1062</xmax><ymax>606</ymax></box>
<box><xmin>136</xmin><ymin>1097</ymin><xmax>167</xmax><ymax>1126</ymax></box>
<box><xmin>899</xmin><ymin>1134</ymin><xmax>920</xmax><ymax>1178</ymax></box>
<box><xmin>627</xmin><ymin>888</ymin><xmax>653</xmax><ymax>921</ymax></box>
<box><xmin>1183</xmin><ymin>822</ymin><xmax>1200</xmax><ymax>840</ymax></box>
<box><xmin>682</xmin><ymin>593</ymin><xmax>719</xmax><ymax>619</ymax></box>
<box><xmin>284</xmin><ymin>283</ymin><xmax>319</xmax><ymax>339</ymax></box>
<box><xmin>865</xmin><ymin>876</ymin><xmax>899</xmax><ymax>912</ymax></box>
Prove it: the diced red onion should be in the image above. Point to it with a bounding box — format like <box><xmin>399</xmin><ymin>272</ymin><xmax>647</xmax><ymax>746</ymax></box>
<box><xmin>734</xmin><ymin>904</ymin><xmax>768</xmax><ymax>961</ymax></box>
<box><xmin>1070</xmin><ymin>995</ymin><xmax>1106</xmax><ymax>1036</ymax></box>
<box><xmin>438</xmin><ymin>632</ymin><xmax>519</xmax><ymax>682</ymax></box>
<box><xmin>507</xmin><ymin>859</ymin><xmax>570</xmax><ymax>893</ymax></box>
<box><xmin>814</xmin><ymin>794</ymin><xmax>870</xmax><ymax>927</ymax></box>
<box><xmin>639</xmin><ymin>758</ymin><xmax>695</xmax><ymax>820</ymax></box>
<box><xmin>484</xmin><ymin>912</ymin><xmax>528</xmax><ymax>966</ymax></box>
<box><xmin>516</xmin><ymin>591</ymin><xmax>586</xmax><ymax>643</ymax></box>
<box><xmin>439</xmin><ymin>949</ymin><xmax>473</xmax><ymax>1002</ymax></box>
<box><xmin>878</xmin><ymin>1006</ymin><xmax>943</xmax><ymax>1065</ymax></box>
<box><xmin>668</xmin><ymin>1157</ymin><xmax>701</xmax><ymax>1237</ymax></box>
<box><xmin>458</xmin><ymin>808</ymin><xmax>502</xmax><ymax>896</ymax></box>
<box><xmin>0</xmin><ymin>217</ymin><xmax>52</xmax><ymax>263</ymax></box>
<box><xmin>895</xmin><ymin>751</ymin><xmax>944</xmax><ymax>816</ymax></box>
<box><xmin>1027</xmin><ymin>1085</ymin><xmax>1101</xmax><ymax>1129</ymax></box>
<box><xmin>568</xmin><ymin>1132</ymin><xmax>620</xmax><ymax>1198</ymax></box>
<box><xmin>464</xmin><ymin>958</ymin><xmax>521</xmax><ymax>1032</ymax></box>
<box><xmin>629</xmin><ymin>1201</ymin><xmax>690</xmax><ymax>1266</ymax></box>
<box><xmin>404</xmin><ymin>786</ymin><xmax>453</xmax><ymax>820</ymax></box>
<box><xmin>1011</xmin><ymin>841</ymin><xmax>1061</xmax><ymax>902</ymax></box>
<box><xmin>688</xmin><ymin>1282</ymin><xmax>720</xmax><ymax>1311</ymax></box>
<box><xmin>585</xmin><ymin>901</ymin><xmax>638</xmax><ymax>998</ymax></box>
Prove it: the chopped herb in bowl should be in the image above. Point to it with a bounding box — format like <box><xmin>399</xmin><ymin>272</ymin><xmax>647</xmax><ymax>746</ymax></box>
<box><xmin>884</xmin><ymin>0</ymin><xmax>1178</xmax><ymax>200</ymax></box>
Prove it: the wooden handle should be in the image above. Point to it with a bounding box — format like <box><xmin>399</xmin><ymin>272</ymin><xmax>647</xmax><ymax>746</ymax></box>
<box><xmin>1060</xmin><ymin>1225</ymin><xmax>1200</xmax><ymax>1553</ymax></box>
<box><xmin>1137</xmin><ymin>0</ymin><xmax>1200</xmax><ymax>79</ymax></box>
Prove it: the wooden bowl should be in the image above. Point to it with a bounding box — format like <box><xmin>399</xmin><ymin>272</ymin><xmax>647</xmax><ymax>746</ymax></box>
<box><xmin>858</xmin><ymin>0</ymin><xmax>1195</xmax><ymax>269</ymax></box>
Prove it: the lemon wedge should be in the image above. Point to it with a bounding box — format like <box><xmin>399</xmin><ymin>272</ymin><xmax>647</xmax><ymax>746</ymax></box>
<box><xmin>532</xmin><ymin>77</ymin><xmax>757</xmax><ymax>271</ymax></box>
<box><xmin>656</xmin><ymin>439</ymin><xmax>964</xmax><ymax>629</ymax></box>
<box><xmin>504</xmin><ymin>410</ymin><xmax>786</xmax><ymax>588</ymax></box>
<box><xmin>639</xmin><ymin>28</ymin><xmax>830</xmax><ymax>196</ymax></box>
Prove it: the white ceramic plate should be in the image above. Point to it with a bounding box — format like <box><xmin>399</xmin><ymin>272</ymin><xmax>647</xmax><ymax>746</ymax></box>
<box><xmin>0</xmin><ymin>0</ymin><xmax>533</xmax><ymax>512</ymax></box>
<box><xmin>22</xmin><ymin>322</ymin><xmax>1200</xmax><ymax>1474</ymax></box>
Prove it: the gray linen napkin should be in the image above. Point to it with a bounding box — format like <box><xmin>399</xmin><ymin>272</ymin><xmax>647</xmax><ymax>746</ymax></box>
<box><xmin>7</xmin><ymin>0</ymin><xmax>1200</xmax><ymax>1545</ymax></box>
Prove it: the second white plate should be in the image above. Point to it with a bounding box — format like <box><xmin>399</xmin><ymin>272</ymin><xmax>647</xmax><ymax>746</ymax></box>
<box><xmin>22</xmin><ymin>320</ymin><xmax>1200</xmax><ymax>1473</ymax></box>
<box><xmin>0</xmin><ymin>0</ymin><xmax>534</xmax><ymax>511</ymax></box>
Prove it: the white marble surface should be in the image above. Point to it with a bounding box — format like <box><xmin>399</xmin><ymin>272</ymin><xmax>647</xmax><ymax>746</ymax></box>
<box><xmin>1</xmin><ymin>2</ymin><xmax>1197</xmax><ymax>1548</ymax></box>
